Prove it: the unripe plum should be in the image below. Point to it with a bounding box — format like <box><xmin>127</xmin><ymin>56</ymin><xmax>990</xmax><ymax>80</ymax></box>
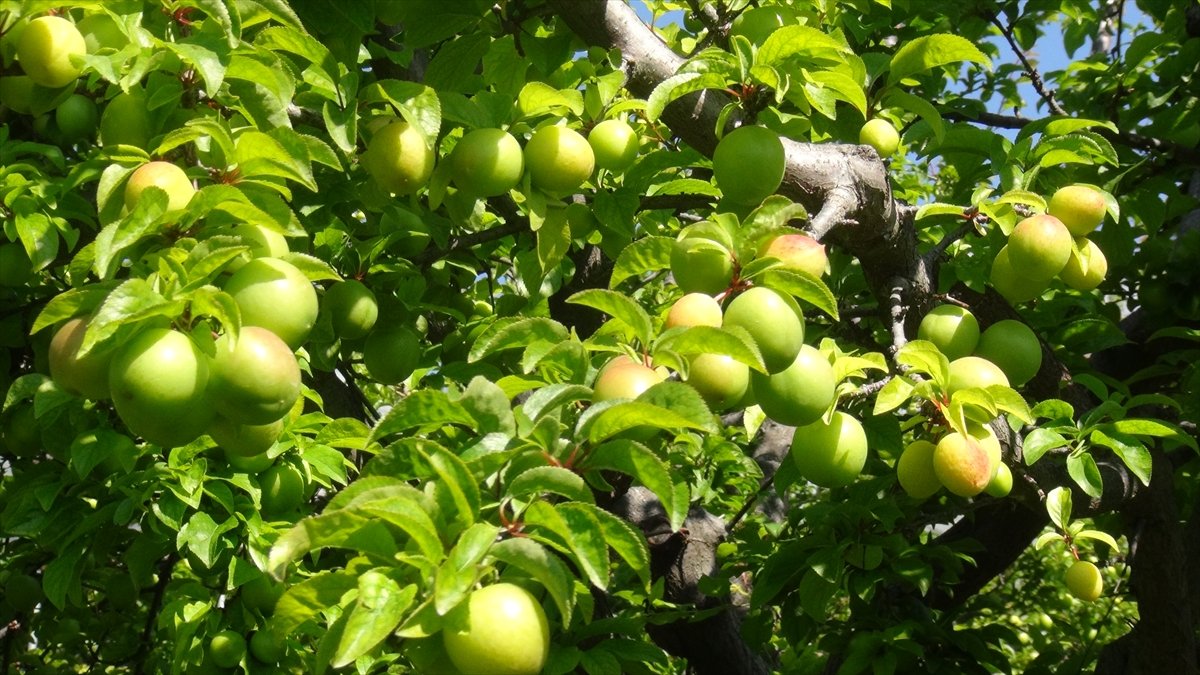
<box><xmin>897</xmin><ymin>439</ymin><xmax>942</xmax><ymax>499</ymax></box>
<box><xmin>917</xmin><ymin>304</ymin><xmax>979</xmax><ymax>360</ymax></box>
<box><xmin>17</xmin><ymin>16</ymin><xmax>86</xmax><ymax>88</ymax></box>
<box><xmin>108</xmin><ymin>328</ymin><xmax>215</xmax><ymax>448</ymax></box>
<box><xmin>442</xmin><ymin>583</ymin><xmax>550</xmax><ymax>675</ymax></box>
<box><xmin>1065</xmin><ymin>560</ymin><xmax>1103</xmax><ymax>601</ymax></box>
<box><xmin>974</xmin><ymin>319</ymin><xmax>1041</xmax><ymax>387</ymax></box>
<box><xmin>859</xmin><ymin>118</ymin><xmax>900</xmax><ymax>157</ymax></box>
<box><xmin>790</xmin><ymin>411</ymin><xmax>868</xmax><ymax>488</ymax></box>
<box><xmin>1059</xmin><ymin>237</ymin><xmax>1107</xmax><ymax>291</ymax></box>
<box><xmin>592</xmin><ymin>358</ymin><xmax>664</xmax><ymax>402</ymax></box>
<box><xmin>670</xmin><ymin>235</ymin><xmax>734</xmax><ymax>295</ymax></box>
<box><xmin>210</xmin><ymin>326</ymin><xmax>302</xmax><ymax>425</ymax></box>
<box><xmin>363</xmin><ymin>119</ymin><xmax>435</xmax><ymax>195</ymax></box>
<box><xmin>100</xmin><ymin>89</ymin><xmax>152</xmax><ymax>149</ymax></box>
<box><xmin>223</xmin><ymin>257</ymin><xmax>319</xmax><ymax>350</ymax></box>
<box><xmin>947</xmin><ymin>356</ymin><xmax>1010</xmax><ymax>395</ymax></box>
<box><xmin>984</xmin><ymin>461</ymin><xmax>1013</xmax><ymax>497</ymax></box>
<box><xmin>665</xmin><ymin>293</ymin><xmax>723</xmax><ymax>329</ymax></box>
<box><xmin>363</xmin><ymin>324</ymin><xmax>421</xmax><ymax>385</ymax></box>
<box><xmin>686</xmin><ymin>353</ymin><xmax>749</xmax><ymax>411</ymax></box>
<box><xmin>208</xmin><ymin>415</ymin><xmax>284</xmax><ymax>458</ymax></box>
<box><xmin>757</xmin><ymin>232</ymin><xmax>828</xmax><ymax>278</ymax></box>
<box><xmin>712</xmin><ymin>126</ymin><xmax>784</xmax><ymax>206</ymax></box>
<box><xmin>588</xmin><ymin>119</ymin><xmax>639</xmax><ymax>172</ymax></box>
<box><xmin>932</xmin><ymin>431</ymin><xmax>992</xmax><ymax>497</ymax></box>
<box><xmin>1048</xmin><ymin>184</ymin><xmax>1106</xmax><ymax>237</ymax></box>
<box><xmin>450</xmin><ymin>127</ymin><xmax>524</xmax><ymax>197</ymax></box>
<box><xmin>124</xmin><ymin>161</ymin><xmax>195</xmax><ymax>213</ymax></box>
<box><xmin>723</xmin><ymin>287</ymin><xmax>804</xmax><ymax>374</ymax></box>
<box><xmin>990</xmin><ymin>245</ymin><xmax>1048</xmax><ymax>304</ymax></box>
<box><xmin>524</xmin><ymin>125</ymin><xmax>595</xmax><ymax>195</ymax></box>
<box><xmin>751</xmin><ymin>344</ymin><xmax>835</xmax><ymax>426</ymax></box>
<box><xmin>325</xmin><ymin>279</ymin><xmax>379</xmax><ymax>340</ymax></box>
<box><xmin>49</xmin><ymin>317</ymin><xmax>112</xmax><ymax>400</ymax></box>
<box><xmin>1007</xmin><ymin>214</ymin><xmax>1073</xmax><ymax>281</ymax></box>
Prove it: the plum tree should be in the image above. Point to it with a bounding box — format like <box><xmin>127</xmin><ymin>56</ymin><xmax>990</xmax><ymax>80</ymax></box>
<box><xmin>1048</xmin><ymin>185</ymin><xmax>1107</xmax><ymax>237</ymax></box>
<box><xmin>524</xmin><ymin>125</ymin><xmax>595</xmax><ymax>195</ymax></box>
<box><xmin>222</xmin><ymin>257</ymin><xmax>319</xmax><ymax>350</ymax></box>
<box><xmin>712</xmin><ymin>125</ymin><xmax>785</xmax><ymax>206</ymax></box>
<box><xmin>723</xmin><ymin>287</ymin><xmax>804</xmax><ymax>373</ymax></box>
<box><xmin>917</xmin><ymin>304</ymin><xmax>980</xmax><ymax>360</ymax></box>
<box><xmin>588</xmin><ymin>118</ymin><xmax>639</xmax><ymax>171</ymax></box>
<box><xmin>450</xmin><ymin>127</ymin><xmax>524</xmax><ymax>197</ymax></box>
<box><xmin>442</xmin><ymin>583</ymin><xmax>550</xmax><ymax>675</ymax></box>
<box><xmin>790</xmin><ymin>412</ymin><xmax>868</xmax><ymax>488</ymax></box>
<box><xmin>859</xmin><ymin>118</ymin><xmax>900</xmax><ymax>157</ymax></box>
<box><xmin>16</xmin><ymin>16</ymin><xmax>86</xmax><ymax>88</ymax></box>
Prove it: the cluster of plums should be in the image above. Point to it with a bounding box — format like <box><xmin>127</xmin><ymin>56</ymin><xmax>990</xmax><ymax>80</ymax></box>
<box><xmin>892</xmin><ymin>303</ymin><xmax>1044</xmax><ymax>500</ymax></box>
<box><xmin>362</xmin><ymin>114</ymin><xmax>640</xmax><ymax>200</ymax></box>
<box><xmin>991</xmin><ymin>184</ymin><xmax>1110</xmax><ymax>303</ymax></box>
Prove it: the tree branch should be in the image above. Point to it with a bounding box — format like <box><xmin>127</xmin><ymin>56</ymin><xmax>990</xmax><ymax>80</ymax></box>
<box><xmin>987</xmin><ymin>12</ymin><xmax>1068</xmax><ymax>116</ymax></box>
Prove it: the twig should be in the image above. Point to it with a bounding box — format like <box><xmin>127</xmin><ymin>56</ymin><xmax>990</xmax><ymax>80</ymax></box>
<box><xmin>411</xmin><ymin>220</ymin><xmax>526</xmax><ymax>265</ymax></box>
<box><xmin>132</xmin><ymin>556</ymin><xmax>176</xmax><ymax>675</ymax></box>
<box><xmin>726</xmin><ymin>472</ymin><xmax>776</xmax><ymax>532</ymax></box>
<box><xmin>940</xmin><ymin>108</ymin><xmax>1200</xmax><ymax>162</ymax></box>
<box><xmin>846</xmin><ymin>376</ymin><xmax>893</xmax><ymax>400</ymax></box>
<box><xmin>924</xmin><ymin>221</ymin><xmax>974</xmax><ymax>266</ymax></box>
<box><xmin>807</xmin><ymin>184</ymin><xmax>857</xmax><ymax>241</ymax></box>
<box><xmin>987</xmin><ymin>12</ymin><xmax>1068</xmax><ymax>116</ymax></box>
<box><xmin>886</xmin><ymin>278</ymin><xmax>908</xmax><ymax>354</ymax></box>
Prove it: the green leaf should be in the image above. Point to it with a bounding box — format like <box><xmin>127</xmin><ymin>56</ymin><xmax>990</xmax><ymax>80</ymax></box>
<box><xmin>567</xmin><ymin>289</ymin><xmax>654</xmax><ymax>346</ymax></box>
<box><xmin>872</xmin><ymin>377</ymin><xmax>914</xmax><ymax>415</ymax></box>
<box><xmin>361</xmin><ymin>80</ymin><xmax>442</xmax><ymax>143</ymax></box>
<box><xmin>609</xmin><ymin>236</ymin><xmax>673</xmax><ymax>288</ymax></box>
<box><xmin>488</xmin><ymin>537</ymin><xmax>575</xmax><ymax>626</ymax></box>
<box><xmin>434</xmin><ymin>523</ymin><xmax>498</xmax><ymax>615</ymax></box>
<box><xmin>271</xmin><ymin>571</ymin><xmax>358</xmax><ymax>636</ymax></box>
<box><xmin>986</xmin><ymin>385</ymin><xmax>1032</xmax><ymax>424</ymax></box>
<box><xmin>93</xmin><ymin>187</ymin><xmax>169</xmax><ymax>279</ymax></box>
<box><xmin>80</xmin><ymin>278</ymin><xmax>179</xmax><ymax>357</ymax></box>
<box><xmin>469</xmin><ymin>318</ymin><xmax>569</xmax><ymax>362</ymax></box>
<box><xmin>563</xmin><ymin>503</ymin><xmax>651</xmax><ymax>590</ymax></box>
<box><xmin>1032</xmin><ymin>399</ymin><xmax>1075</xmax><ymax>421</ymax></box>
<box><xmin>1067</xmin><ymin>452</ymin><xmax>1103</xmax><ymax>498</ymax></box>
<box><xmin>1089</xmin><ymin>429</ymin><xmax>1152</xmax><ymax>486</ymax></box>
<box><xmin>521</xmin><ymin>383</ymin><xmax>592</xmax><ymax>421</ymax></box>
<box><xmin>757</xmin><ymin>269</ymin><xmax>839</xmax><ymax>320</ymax></box>
<box><xmin>332</xmin><ymin>573</ymin><xmax>417</xmax><ymax>668</ymax></box>
<box><xmin>508</xmin><ymin>466</ymin><xmax>595</xmax><ymax>504</ymax></box>
<box><xmin>369</xmin><ymin>389</ymin><xmax>477</xmax><ymax>443</ymax></box>
<box><xmin>888</xmin><ymin>33</ymin><xmax>991</xmax><ymax>85</ymax></box>
<box><xmin>1022</xmin><ymin>427</ymin><xmax>1069</xmax><ymax>466</ymax></box>
<box><xmin>31</xmin><ymin>284</ymin><xmax>116</xmax><ymax>334</ymax></box>
<box><xmin>1045</xmin><ymin>486</ymin><xmax>1072</xmax><ymax>531</ymax></box>
<box><xmin>758</xmin><ymin>25</ymin><xmax>852</xmax><ymax>69</ymax></box>
<box><xmin>585</xmin><ymin>381</ymin><xmax>718</xmax><ymax>443</ymax></box>
<box><xmin>583</xmin><ymin>440</ymin><xmax>677</xmax><ymax>530</ymax></box>
<box><xmin>1106</xmin><ymin>419</ymin><xmax>1198</xmax><ymax>452</ymax></box>
<box><xmin>524</xmin><ymin>501</ymin><xmax>610</xmax><ymax>590</ymax></box>
<box><xmin>914</xmin><ymin>203</ymin><xmax>965</xmax><ymax>220</ymax></box>
<box><xmin>645</xmin><ymin>72</ymin><xmax>729</xmax><ymax>123</ymax></box>
<box><xmin>882</xmin><ymin>89</ymin><xmax>945</xmax><ymax>143</ymax></box>
<box><xmin>654</xmin><ymin>325</ymin><xmax>766</xmax><ymax>373</ymax></box>
<box><xmin>420</xmin><ymin>446</ymin><xmax>481</xmax><ymax>533</ymax></box>
<box><xmin>459</xmin><ymin>376</ymin><xmax>516</xmax><ymax>436</ymax></box>
<box><xmin>1034</xmin><ymin>531</ymin><xmax>1064</xmax><ymax>550</ymax></box>
<box><xmin>895</xmin><ymin>340</ymin><xmax>950</xmax><ymax>386</ymax></box>
<box><xmin>1075</xmin><ymin>529</ymin><xmax>1120</xmax><ymax>553</ymax></box>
